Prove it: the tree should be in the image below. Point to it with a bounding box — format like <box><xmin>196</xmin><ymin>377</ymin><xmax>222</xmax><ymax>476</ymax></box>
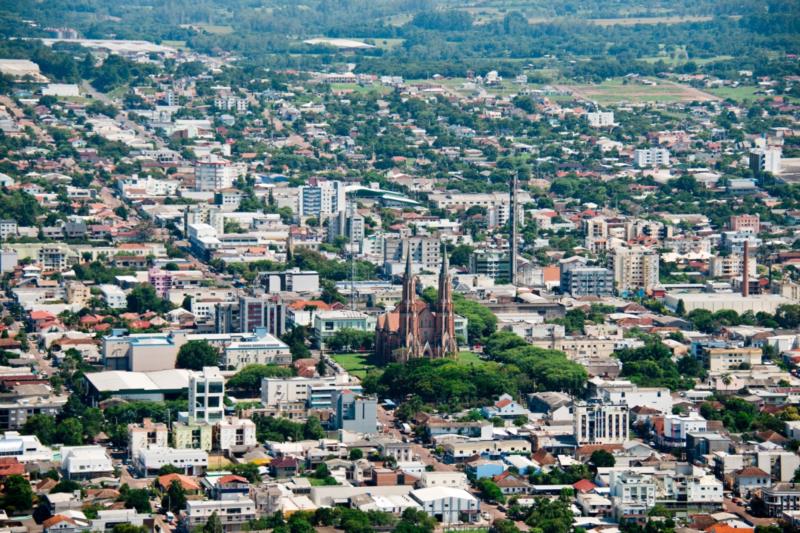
<box><xmin>122</xmin><ymin>488</ymin><xmax>152</xmax><ymax>513</ymax></box>
<box><xmin>23</xmin><ymin>413</ymin><xmax>56</xmax><ymax>445</ymax></box>
<box><xmin>303</xmin><ymin>416</ymin><xmax>325</xmax><ymax>439</ymax></box>
<box><xmin>395</xmin><ymin>508</ymin><xmax>437</xmax><ymax>533</ymax></box>
<box><xmin>227</xmin><ymin>364</ymin><xmax>293</xmax><ymax>394</ymax></box>
<box><xmin>3</xmin><ymin>474</ymin><xmax>33</xmax><ymax>514</ymax></box>
<box><xmin>590</xmin><ymin>449</ymin><xmax>616</xmax><ymax>468</ymax></box>
<box><xmin>231</xmin><ymin>463</ymin><xmax>261</xmax><ymax>483</ymax></box>
<box><xmin>349</xmin><ymin>448</ymin><xmax>364</xmax><ymax>460</ymax></box>
<box><xmin>176</xmin><ymin>340</ymin><xmax>219</xmax><ymax>370</ymax></box>
<box><xmin>56</xmin><ymin>418</ymin><xmax>84</xmax><ymax>446</ymax></box>
<box><xmin>203</xmin><ymin>512</ymin><xmax>223</xmax><ymax>533</ymax></box>
<box><xmin>675</xmin><ymin>299</ymin><xmax>686</xmax><ymax>316</ymax></box>
<box><xmin>161</xmin><ymin>480</ymin><xmax>187</xmax><ymax>515</ymax></box>
<box><xmin>51</xmin><ymin>479</ymin><xmax>82</xmax><ymax>494</ymax></box>
<box><xmin>126</xmin><ymin>284</ymin><xmax>170</xmax><ymax>313</ymax></box>
<box><xmin>449</xmin><ymin>244</ymin><xmax>474</xmax><ymax>267</ymax></box>
<box><xmin>491</xmin><ymin>520</ymin><xmax>522</xmax><ymax>533</ymax></box>
<box><xmin>477</xmin><ymin>478</ymin><xmax>505</xmax><ymax>503</ymax></box>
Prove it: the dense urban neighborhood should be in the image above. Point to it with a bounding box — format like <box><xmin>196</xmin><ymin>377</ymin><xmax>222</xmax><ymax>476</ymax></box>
<box><xmin>0</xmin><ymin>1</ymin><xmax>798</xmax><ymax>533</ymax></box>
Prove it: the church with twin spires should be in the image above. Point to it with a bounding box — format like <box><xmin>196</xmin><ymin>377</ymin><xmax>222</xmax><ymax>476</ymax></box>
<box><xmin>375</xmin><ymin>249</ymin><xmax>458</xmax><ymax>363</ymax></box>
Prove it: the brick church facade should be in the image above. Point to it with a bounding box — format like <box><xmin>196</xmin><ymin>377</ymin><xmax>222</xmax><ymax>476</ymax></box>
<box><xmin>375</xmin><ymin>250</ymin><xmax>458</xmax><ymax>362</ymax></box>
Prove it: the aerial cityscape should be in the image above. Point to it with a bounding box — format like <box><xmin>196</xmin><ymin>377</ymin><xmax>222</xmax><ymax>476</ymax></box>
<box><xmin>0</xmin><ymin>1</ymin><xmax>798</xmax><ymax>532</ymax></box>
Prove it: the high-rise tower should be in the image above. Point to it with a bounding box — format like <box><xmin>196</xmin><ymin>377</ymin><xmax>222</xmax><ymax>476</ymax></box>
<box><xmin>510</xmin><ymin>171</ymin><xmax>519</xmax><ymax>286</ymax></box>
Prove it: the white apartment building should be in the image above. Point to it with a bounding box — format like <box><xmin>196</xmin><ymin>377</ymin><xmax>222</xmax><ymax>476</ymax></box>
<box><xmin>573</xmin><ymin>401</ymin><xmax>630</xmax><ymax>445</ymax></box>
<box><xmin>118</xmin><ymin>175</ymin><xmax>180</xmax><ymax>199</ymax></box>
<box><xmin>61</xmin><ymin>445</ymin><xmax>114</xmax><ymax>480</ymax></box>
<box><xmin>408</xmin><ymin>488</ymin><xmax>479</xmax><ymax>525</ymax></box>
<box><xmin>214</xmin><ymin>96</ymin><xmax>248</xmax><ymax>113</ymax></box>
<box><xmin>195</xmin><ymin>155</ymin><xmax>236</xmax><ymax>192</ymax></box>
<box><xmin>127</xmin><ymin>418</ymin><xmax>168</xmax><ymax>457</ymax></box>
<box><xmin>428</xmin><ymin>191</ymin><xmax>531</xmax><ymax>228</ymax></box>
<box><xmin>587</xmin><ymin>111</ymin><xmax>615</xmax><ymax>128</ymax></box>
<box><xmin>417</xmin><ymin>472</ymin><xmax>469</xmax><ymax>490</ymax></box>
<box><xmin>0</xmin><ymin>220</ymin><xmax>17</xmax><ymax>240</ymax></box>
<box><xmin>0</xmin><ymin>431</ymin><xmax>53</xmax><ymax>462</ymax></box>
<box><xmin>709</xmin><ymin>254</ymin><xmax>757</xmax><ymax>279</ymax></box>
<box><xmin>135</xmin><ymin>446</ymin><xmax>208</xmax><ymax>476</ymax></box>
<box><xmin>298</xmin><ymin>180</ymin><xmax>346</xmax><ymax>219</ymax></box>
<box><xmin>383</xmin><ymin>236</ymin><xmax>442</xmax><ymax>273</ymax></box>
<box><xmin>612</xmin><ymin>246</ymin><xmax>660</xmax><ymax>294</ymax></box>
<box><xmin>184</xmin><ymin>498</ymin><xmax>257</xmax><ymax>530</ymax></box>
<box><xmin>593</xmin><ymin>379</ymin><xmax>672</xmax><ymax>414</ymax></box>
<box><xmin>98</xmin><ymin>284</ymin><xmax>127</xmax><ymax>309</ymax></box>
<box><xmin>215</xmin><ymin>417</ymin><xmax>257</xmax><ymax>452</ymax></box>
<box><xmin>189</xmin><ymin>367</ymin><xmax>225</xmax><ymax>423</ymax></box>
<box><xmin>219</xmin><ymin>331</ymin><xmax>292</xmax><ymax>370</ymax></box>
<box><xmin>662</xmin><ymin>413</ymin><xmax>707</xmax><ymax>447</ymax></box>
<box><xmin>634</xmin><ymin>147</ymin><xmax>671</xmax><ymax>168</ymax></box>
<box><xmin>706</xmin><ymin>347</ymin><xmax>762</xmax><ymax>373</ymax></box>
<box><xmin>750</xmin><ymin>147</ymin><xmax>781</xmax><ymax>175</ymax></box>
<box><xmin>686</xmin><ymin>475</ymin><xmax>724</xmax><ymax>504</ymax></box>
<box><xmin>609</xmin><ymin>471</ymin><xmax>656</xmax><ymax>519</ymax></box>
<box><xmin>261</xmin><ymin>374</ymin><xmax>359</xmax><ymax>407</ymax></box>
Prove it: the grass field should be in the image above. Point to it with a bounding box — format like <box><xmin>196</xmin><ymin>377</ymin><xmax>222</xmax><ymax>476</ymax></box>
<box><xmin>561</xmin><ymin>77</ymin><xmax>718</xmax><ymax>104</ymax></box>
<box><xmin>332</xmin><ymin>352</ymin><xmax>382</xmax><ymax>379</ymax></box>
<box><xmin>182</xmin><ymin>23</ymin><xmax>234</xmax><ymax>35</ymax></box>
<box><xmin>588</xmin><ymin>15</ymin><xmax>713</xmax><ymax>26</ymax></box>
<box><xmin>704</xmin><ymin>85</ymin><xmax>764</xmax><ymax>102</ymax></box>
<box><xmin>368</xmin><ymin>38</ymin><xmax>405</xmax><ymax>50</ymax></box>
<box><xmin>329</xmin><ymin>83</ymin><xmax>391</xmax><ymax>95</ymax></box>
<box><xmin>457</xmin><ymin>351</ymin><xmax>484</xmax><ymax>365</ymax></box>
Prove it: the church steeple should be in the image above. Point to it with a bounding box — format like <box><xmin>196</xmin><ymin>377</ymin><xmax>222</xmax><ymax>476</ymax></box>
<box><xmin>435</xmin><ymin>244</ymin><xmax>458</xmax><ymax>358</ymax></box>
<box><xmin>397</xmin><ymin>249</ymin><xmax>420</xmax><ymax>362</ymax></box>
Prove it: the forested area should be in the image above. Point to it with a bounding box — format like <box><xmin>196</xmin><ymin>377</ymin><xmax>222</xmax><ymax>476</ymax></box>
<box><xmin>0</xmin><ymin>0</ymin><xmax>797</xmax><ymax>81</ymax></box>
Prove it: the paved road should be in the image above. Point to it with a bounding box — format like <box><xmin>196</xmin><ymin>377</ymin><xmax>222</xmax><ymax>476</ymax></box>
<box><xmin>723</xmin><ymin>497</ymin><xmax>775</xmax><ymax>526</ymax></box>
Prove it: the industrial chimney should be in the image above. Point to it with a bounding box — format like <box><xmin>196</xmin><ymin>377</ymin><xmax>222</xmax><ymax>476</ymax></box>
<box><xmin>742</xmin><ymin>240</ymin><xmax>749</xmax><ymax>298</ymax></box>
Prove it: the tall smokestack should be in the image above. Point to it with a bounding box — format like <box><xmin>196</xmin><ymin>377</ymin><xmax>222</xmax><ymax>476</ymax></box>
<box><xmin>742</xmin><ymin>240</ymin><xmax>749</xmax><ymax>298</ymax></box>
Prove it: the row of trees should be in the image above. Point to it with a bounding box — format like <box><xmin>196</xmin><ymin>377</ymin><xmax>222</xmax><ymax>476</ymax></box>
<box><xmin>364</xmin><ymin>331</ymin><xmax>587</xmax><ymax>411</ymax></box>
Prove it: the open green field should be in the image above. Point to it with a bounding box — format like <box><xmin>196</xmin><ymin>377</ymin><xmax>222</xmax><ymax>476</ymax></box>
<box><xmin>329</xmin><ymin>83</ymin><xmax>391</xmax><ymax>95</ymax></box>
<box><xmin>457</xmin><ymin>351</ymin><xmax>484</xmax><ymax>365</ymax></box>
<box><xmin>588</xmin><ymin>15</ymin><xmax>713</xmax><ymax>26</ymax></box>
<box><xmin>561</xmin><ymin>77</ymin><xmax>718</xmax><ymax>104</ymax></box>
<box><xmin>192</xmin><ymin>24</ymin><xmax>233</xmax><ymax>35</ymax></box>
<box><xmin>704</xmin><ymin>85</ymin><xmax>764</xmax><ymax>102</ymax></box>
<box><xmin>367</xmin><ymin>38</ymin><xmax>405</xmax><ymax>50</ymax></box>
<box><xmin>332</xmin><ymin>352</ymin><xmax>382</xmax><ymax>379</ymax></box>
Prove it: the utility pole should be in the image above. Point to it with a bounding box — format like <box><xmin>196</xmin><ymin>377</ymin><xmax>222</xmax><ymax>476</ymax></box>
<box><xmin>510</xmin><ymin>171</ymin><xmax>519</xmax><ymax>286</ymax></box>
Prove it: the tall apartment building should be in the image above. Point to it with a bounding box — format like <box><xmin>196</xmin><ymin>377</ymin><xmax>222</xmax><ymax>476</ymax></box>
<box><xmin>189</xmin><ymin>367</ymin><xmax>225</xmax><ymax>424</ymax></box>
<box><xmin>127</xmin><ymin>418</ymin><xmax>168</xmax><ymax>458</ymax></box>
<box><xmin>750</xmin><ymin>147</ymin><xmax>781</xmax><ymax>175</ymax></box>
<box><xmin>634</xmin><ymin>147</ymin><xmax>670</xmax><ymax>168</ymax></box>
<box><xmin>469</xmin><ymin>249</ymin><xmax>511</xmax><ymax>282</ymax></box>
<box><xmin>238</xmin><ymin>295</ymin><xmax>287</xmax><ymax>336</ymax></box>
<box><xmin>327</xmin><ymin>210</ymin><xmax>365</xmax><ymax>248</ymax></box>
<box><xmin>561</xmin><ymin>265</ymin><xmax>614</xmax><ymax>297</ymax></box>
<box><xmin>573</xmin><ymin>401</ymin><xmax>629</xmax><ymax>445</ymax></box>
<box><xmin>587</xmin><ymin>111</ymin><xmax>615</xmax><ymax>128</ymax></box>
<box><xmin>195</xmin><ymin>155</ymin><xmax>236</xmax><ymax>192</ymax></box>
<box><xmin>612</xmin><ymin>246</ymin><xmax>659</xmax><ymax>294</ymax></box>
<box><xmin>384</xmin><ymin>236</ymin><xmax>442</xmax><ymax>273</ymax></box>
<box><xmin>709</xmin><ymin>254</ymin><xmax>757</xmax><ymax>279</ymax></box>
<box><xmin>298</xmin><ymin>180</ymin><xmax>345</xmax><ymax>219</ymax></box>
